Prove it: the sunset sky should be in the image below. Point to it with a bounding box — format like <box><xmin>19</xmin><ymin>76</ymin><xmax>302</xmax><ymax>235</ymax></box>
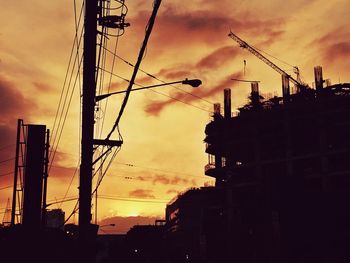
<box><xmin>1</xmin><ymin>0</ymin><xmax>349</xmax><ymax>233</ymax></box>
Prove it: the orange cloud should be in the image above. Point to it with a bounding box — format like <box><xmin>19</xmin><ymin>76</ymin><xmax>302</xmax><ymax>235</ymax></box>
<box><xmin>196</xmin><ymin>46</ymin><xmax>239</xmax><ymax>69</ymax></box>
<box><xmin>139</xmin><ymin>43</ymin><xmax>244</xmax><ymax>115</ymax></box>
<box><xmin>0</xmin><ymin>75</ymin><xmax>38</xmax><ymax>187</ymax></box>
<box><xmin>129</xmin><ymin>4</ymin><xmax>286</xmax><ymax>52</ymax></box>
<box><xmin>323</xmin><ymin>42</ymin><xmax>350</xmax><ymax>62</ymax></box>
<box><xmin>158</xmin><ymin>68</ymin><xmax>192</xmax><ymax>80</ymax></box>
<box><xmin>152</xmin><ymin>175</ymin><xmax>189</xmax><ymax>185</ymax></box>
<box><xmin>166</xmin><ymin>189</ymin><xmax>179</xmax><ymax>195</ymax></box>
<box><xmin>311</xmin><ymin>26</ymin><xmax>350</xmax><ymax>65</ymax></box>
<box><xmin>144</xmin><ymin>71</ymin><xmax>242</xmax><ymax>116</ymax></box>
<box><xmin>129</xmin><ymin>189</ymin><xmax>155</xmax><ymax>199</ymax></box>
<box><xmin>32</xmin><ymin>81</ymin><xmax>55</xmax><ymax>92</ymax></box>
<box><xmin>0</xmin><ymin>76</ymin><xmax>36</xmax><ymax>121</ymax></box>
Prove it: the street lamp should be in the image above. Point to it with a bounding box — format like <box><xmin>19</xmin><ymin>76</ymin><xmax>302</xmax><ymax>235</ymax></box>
<box><xmin>95</xmin><ymin>78</ymin><xmax>202</xmax><ymax>102</ymax></box>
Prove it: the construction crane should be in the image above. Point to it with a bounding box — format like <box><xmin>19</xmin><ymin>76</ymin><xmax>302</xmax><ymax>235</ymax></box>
<box><xmin>228</xmin><ymin>31</ymin><xmax>307</xmax><ymax>91</ymax></box>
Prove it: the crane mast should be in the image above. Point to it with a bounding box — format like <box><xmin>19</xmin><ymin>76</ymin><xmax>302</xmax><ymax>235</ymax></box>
<box><xmin>228</xmin><ymin>31</ymin><xmax>305</xmax><ymax>90</ymax></box>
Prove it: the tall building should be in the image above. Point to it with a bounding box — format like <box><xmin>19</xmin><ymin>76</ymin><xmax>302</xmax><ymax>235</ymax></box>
<box><xmin>204</xmin><ymin>67</ymin><xmax>350</xmax><ymax>262</ymax></box>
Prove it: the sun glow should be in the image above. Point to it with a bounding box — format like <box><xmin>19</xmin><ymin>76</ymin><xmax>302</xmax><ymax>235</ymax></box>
<box><xmin>127</xmin><ymin>211</ymin><xmax>140</xmax><ymax>217</ymax></box>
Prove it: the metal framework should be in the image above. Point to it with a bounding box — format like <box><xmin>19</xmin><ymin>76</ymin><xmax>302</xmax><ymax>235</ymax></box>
<box><xmin>228</xmin><ymin>31</ymin><xmax>307</xmax><ymax>90</ymax></box>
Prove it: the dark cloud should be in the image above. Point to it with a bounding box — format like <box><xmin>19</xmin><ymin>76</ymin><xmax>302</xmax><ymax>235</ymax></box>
<box><xmin>0</xmin><ymin>76</ymin><xmax>36</xmax><ymax>120</ymax></box>
<box><xmin>144</xmin><ymin>92</ymin><xmax>185</xmax><ymax>116</ymax></box>
<box><xmin>109</xmin><ymin>46</ymin><xmax>238</xmax><ymax>94</ymax></box>
<box><xmin>133</xmin><ymin>174</ymin><xmax>191</xmax><ymax>186</ymax></box>
<box><xmin>152</xmin><ymin>175</ymin><xmax>170</xmax><ymax>185</ymax></box>
<box><xmin>140</xmin><ymin>43</ymin><xmax>245</xmax><ymax>116</ymax></box>
<box><xmin>135</xmin><ymin>175</ymin><xmax>153</xmax><ymax>181</ymax></box>
<box><xmin>0</xmin><ymin>125</ymin><xmax>16</xmax><ymax>156</ymax></box>
<box><xmin>255</xmin><ymin>30</ymin><xmax>285</xmax><ymax>47</ymax></box>
<box><xmin>108</xmin><ymin>75</ymin><xmax>156</xmax><ymax>93</ymax></box>
<box><xmin>0</xmin><ymin>87</ymin><xmax>76</xmax><ymax>205</ymax></box>
<box><xmin>323</xmin><ymin>42</ymin><xmax>350</xmax><ymax>62</ymax></box>
<box><xmin>135</xmin><ymin>75</ymin><xmax>157</xmax><ymax>86</ymax></box>
<box><xmin>158</xmin><ymin>68</ymin><xmax>192</xmax><ymax>80</ymax></box>
<box><xmin>129</xmin><ymin>189</ymin><xmax>155</xmax><ymax>199</ymax></box>
<box><xmin>130</xmin><ymin>5</ymin><xmax>286</xmax><ymax>48</ymax></box>
<box><xmin>196</xmin><ymin>46</ymin><xmax>239</xmax><ymax>69</ymax></box>
<box><xmin>49</xmin><ymin>164</ymin><xmax>78</xmax><ymax>182</ymax></box>
<box><xmin>0</xmin><ymin>76</ymin><xmax>37</xmax><ymax>186</ymax></box>
<box><xmin>32</xmin><ymin>81</ymin><xmax>54</xmax><ymax>92</ymax></box>
<box><xmin>144</xmin><ymin>72</ymin><xmax>242</xmax><ymax>116</ymax></box>
<box><xmin>147</xmin><ymin>45</ymin><xmax>238</xmax><ymax>80</ymax></box>
<box><xmin>106</xmin><ymin>79</ymin><xmax>128</xmax><ymax>93</ymax></box>
<box><xmin>152</xmin><ymin>175</ymin><xmax>189</xmax><ymax>185</ymax></box>
<box><xmin>312</xmin><ymin>26</ymin><xmax>349</xmax><ymax>46</ymax></box>
<box><xmin>311</xmin><ymin>26</ymin><xmax>350</xmax><ymax>65</ymax></box>
<box><xmin>107</xmin><ymin>45</ymin><xmax>240</xmax><ymax>115</ymax></box>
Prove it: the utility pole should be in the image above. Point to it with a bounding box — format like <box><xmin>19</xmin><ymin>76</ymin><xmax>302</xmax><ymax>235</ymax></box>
<box><xmin>79</xmin><ymin>0</ymin><xmax>97</xmax><ymax>243</ymax></box>
<box><xmin>41</xmin><ymin>129</ymin><xmax>50</xmax><ymax>227</ymax></box>
<box><xmin>11</xmin><ymin>119</ymin><xmax>22</xmax><ymax>226</ymax></box>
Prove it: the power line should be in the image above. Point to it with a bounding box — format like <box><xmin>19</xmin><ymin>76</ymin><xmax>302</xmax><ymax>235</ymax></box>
<box><xmin>0</xmin><ymin>144</ymin><xmax>15</xmax><ymax>152</ymax></box>
<box><xmin>49</xmin><ymin>1</ymin><xmax>84</xmax><ymax>215</ymax></box>
<box><xmin>0</xmin><ymin>172</ymin><xmax>12</xmax><ymax>177</ymax></box>
<box><xmin>0</xmin><ymin>157</ymin><xmax>16</xmax><ymax>164</ymax></box>
<box><xmin>148</xmin><ymin>88</ymin><xmax>212</xmax><ymax>113</ymax></box>
<box><xmin>49</xmin><ymin>55</ymin><xmax>83</xmax><ymax>174</ymax></box>
<box><xmin>0</xmin><ymin>185</ymin><xmax>12</xmax><ymax>190</ymax></box>
<box><xmin>96</xmin><ymin>67</ymin><xmax>212</xmax><ymax>113</ymax></box>
<box><xmin>92</xmin><ymin>147</ymin><xmax>121</xmax><ymax>196</ymax></box>
<box><xmin>50</xmin><ymin>1</ymin><xmax>84</xmax><ymax>153</ymax></box>
<box><xmin>98</xmin><ymin>21</ymin><xmax>123</xmax><ymax>139</ymax></box>
<box><xmin>47</xmin><ymin>196</ymin><xmax>79</xmax><ymax>207</ymax></box>
<box><xmin>98</xmin><ymin>195</ymin><xmax>168</xmax><ymax>204</ymax></box>
<box><xmin>51</xmin><ymin>195</ymin><xmax>168</xmax><ymax>204</ymax></box>
<box><xmin>106</xmin><ymin>0</ymin><xmax>162</xmax><ymax>140</ymax></box>
<box><xmin>114</xmin><ymin>161</ymin><xmax>211</xmax><ymax>180</ymax></box>
<box><xmin>62</xmin><ymin>193</ymin><xmax>166</xmax><ymax>225</ymax></box>
<box><xmin>100</xmin><ymin>46</ymin><xmax>213</xmax><ymax>105</ymax></box>
<box><xmin>49</xmin><ymin>1</ymin><xmax>84</xmax><ymax>172</ymax></box>
<box><xmin>58</xmin><ymin>162</ymin><xmax>79</xmax><ymax>209</ymax></box>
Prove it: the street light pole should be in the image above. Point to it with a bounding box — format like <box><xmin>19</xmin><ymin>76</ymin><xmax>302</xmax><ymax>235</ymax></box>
<box><xmin>95</xmin><ymin>78</ymin><xmax>202</xmax><ymax>102</ymax></box>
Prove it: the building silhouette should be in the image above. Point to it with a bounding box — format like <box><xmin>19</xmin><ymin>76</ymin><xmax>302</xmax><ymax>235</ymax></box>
<box><xmin>165</xmin><ymin>187</ymin><xmax>227</xmax><ymax>263</ymax></box>
<box><xmin>46</xmin><ymin>209</ymin><xmax>65</xmax><ymax>229</ymax></box>
<box><xmin>203</xmin><ymin>67</ymin><xmax>350</xmax><ymax>262</ymax></box>
<box><xmin>124</xmin><ymin>221</ymin><xmax>166</xmax><ymax>263</ymax></box>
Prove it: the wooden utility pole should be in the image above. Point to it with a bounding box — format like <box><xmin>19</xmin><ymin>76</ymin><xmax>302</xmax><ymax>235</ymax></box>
<box><xmin>79</xmin><ymin>0</ymin><xmax>97</xmax><ymax>240</ymax></box>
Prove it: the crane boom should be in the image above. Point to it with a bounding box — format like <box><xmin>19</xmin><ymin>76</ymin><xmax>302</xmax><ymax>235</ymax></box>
<box><xmin>228</xmin><ymin>31</ymin><xmax>303</xmax><ymax>88</ymax></box>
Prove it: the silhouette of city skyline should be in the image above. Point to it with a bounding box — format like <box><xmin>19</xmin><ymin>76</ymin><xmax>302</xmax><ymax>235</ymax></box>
<box><xmin>1</xmin><ymin>1</ymin><xmax>350</xmax><ymax>262</ymax></box>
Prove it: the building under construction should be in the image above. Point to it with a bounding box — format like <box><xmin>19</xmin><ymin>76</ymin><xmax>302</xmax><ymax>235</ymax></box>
<box><xmin>204</xmin><ymin>67</ymin><xmax>350</xmax><ymax>262</ymax></box>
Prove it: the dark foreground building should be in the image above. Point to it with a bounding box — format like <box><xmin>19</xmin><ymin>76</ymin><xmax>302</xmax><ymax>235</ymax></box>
<box><xmin>165</xmin><ymin>187</ymin><xmax>227</xmax><ymax>263</ymax></box>
<box><xmin>123</xmin><ymin>221</ymin><xmax>166</xmax><ymax>263</ymax></box>
<box><xmin>204</xmin><ymin>67</ymin><xmax>350</xmax><ymax>262</ymax></box>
